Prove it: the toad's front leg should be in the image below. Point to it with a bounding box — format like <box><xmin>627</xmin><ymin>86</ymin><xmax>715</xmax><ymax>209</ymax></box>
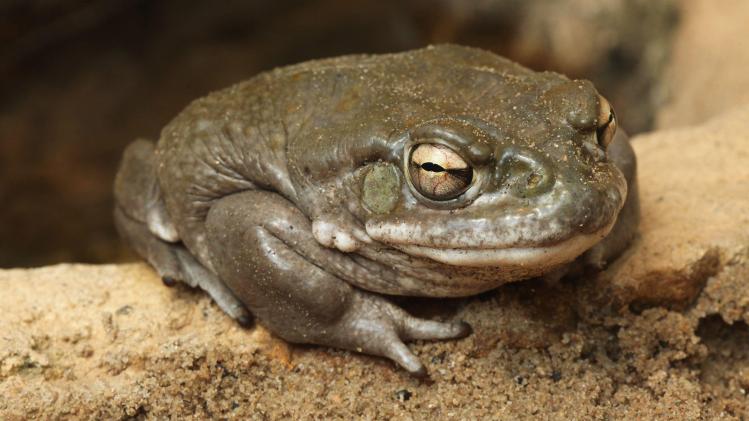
<box><xmin>204</xmin><ymin>190</ymin><xmax>470</xmax><ymax>376</ymax></box>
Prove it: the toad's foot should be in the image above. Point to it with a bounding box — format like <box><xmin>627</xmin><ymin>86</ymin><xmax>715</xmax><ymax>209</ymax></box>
<box><xmin>330</xmin><ymin>291</ymin><xmax>471</xmax><ymax>376</ymax></box>
<box><xmin>312</xmin><ymin>213</ymin><xmax>372</xmax><ymax>253</ymax></box>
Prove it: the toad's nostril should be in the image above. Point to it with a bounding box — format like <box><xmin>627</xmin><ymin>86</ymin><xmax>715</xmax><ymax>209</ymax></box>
<box><xmin>496</xmin><ymin>146</ymin><xmax>555</xmax><ymax>198</ymax></box>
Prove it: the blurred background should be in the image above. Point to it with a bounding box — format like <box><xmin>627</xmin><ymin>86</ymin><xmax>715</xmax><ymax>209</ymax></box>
<box><xmin>0</xmin><ymin>0</ymin><xmax>680</xmax><ymax>267</ymax></box>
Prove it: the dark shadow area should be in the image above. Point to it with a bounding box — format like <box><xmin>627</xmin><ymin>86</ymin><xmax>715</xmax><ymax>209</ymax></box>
<box><xmin>0</xmin><ymin>0</ymin><xmax>678</xmax><ymax>267</ymax></box>
<box><xmin>697</xmin><ymin>315</ymin><xmax>749</xmax><ymax>402</ymax></box>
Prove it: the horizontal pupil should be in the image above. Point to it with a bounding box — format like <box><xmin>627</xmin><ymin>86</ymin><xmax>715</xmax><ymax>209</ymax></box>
<box><xmin>421</xmin><ymin>162</ymin><xmax>445</xmax><ymax>172</ymax></box>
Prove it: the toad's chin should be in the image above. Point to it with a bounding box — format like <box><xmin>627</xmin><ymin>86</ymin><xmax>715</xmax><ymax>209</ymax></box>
<box><xmin>389</xmin><ymin>224</ymin><xmax>614</xmax><ymax>268</ymax></box>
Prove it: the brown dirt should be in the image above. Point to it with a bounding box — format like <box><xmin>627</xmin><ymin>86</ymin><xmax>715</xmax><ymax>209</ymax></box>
<box><xmin>3</xmin><ymin>105</ymin><xmax>749</xmax><ymax>419</ymax></box>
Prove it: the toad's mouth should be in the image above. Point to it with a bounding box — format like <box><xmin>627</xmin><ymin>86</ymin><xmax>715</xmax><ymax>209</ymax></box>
<box><xmin>388</xmin><ymin>223</ymin><xmax>614</xmax><ymax>267</ymax></box>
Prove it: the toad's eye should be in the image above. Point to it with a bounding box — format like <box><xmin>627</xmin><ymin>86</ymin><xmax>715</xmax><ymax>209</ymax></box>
<box><xmin>596</xmin><ymin>95</ymin><xmax>617</xmax><ymax>150</ymax></box>
<box><xmin>408</xmin><ymin>144</ymin><xmax>473</xmax><ymax>200</ymax></box>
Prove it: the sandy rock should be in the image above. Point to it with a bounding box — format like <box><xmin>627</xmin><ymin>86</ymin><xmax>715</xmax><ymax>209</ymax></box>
<box><xmin>2</xmin><ymin>106</ymin><xmax>749</xmax><ymax>418</ymax></box>
<box><xmin>656</xmin><ymin>0</ymin><xmax>749</xmax><ymax>128</ymax></box>
<box><xmin>586</xmin><ymin>106</ymin><xmax>749</xmax><ymax>311</ymax></box>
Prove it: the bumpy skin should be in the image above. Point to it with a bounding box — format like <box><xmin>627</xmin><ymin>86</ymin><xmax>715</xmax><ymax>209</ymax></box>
<box><xmin>114</xmin><ymin>45</ymin><xmax>639</xmax><ymax>376</ymax></box>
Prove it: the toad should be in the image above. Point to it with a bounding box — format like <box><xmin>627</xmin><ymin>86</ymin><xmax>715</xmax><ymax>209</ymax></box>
<box><xmin>114</xmin><ymin>45</ymin><xmax>638</xmax><ymax>376</ymax></box>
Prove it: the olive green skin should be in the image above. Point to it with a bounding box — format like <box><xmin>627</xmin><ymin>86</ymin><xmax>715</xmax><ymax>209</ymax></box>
<box><xmin>115</xmin><ymin>45</ymin><xmax>638</xmax><ymax>376</ymax></box>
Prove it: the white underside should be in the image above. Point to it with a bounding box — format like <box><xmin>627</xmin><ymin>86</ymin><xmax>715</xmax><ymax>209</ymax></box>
<box><xmin>393</xmin><ymin>224</ymin><xmax>613</xmax><ymax>267</ymax></box>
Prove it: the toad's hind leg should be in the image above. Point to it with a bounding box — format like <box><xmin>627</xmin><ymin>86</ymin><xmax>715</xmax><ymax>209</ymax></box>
<box><xmin>204</xmin><ymin>190</ymin><xmax>471</xmax><ymax>376</ymax></box>
<box><xmin>114</xmin><ymin>139</ymin><xmax>251</xmax><ymax>326</ymax></box>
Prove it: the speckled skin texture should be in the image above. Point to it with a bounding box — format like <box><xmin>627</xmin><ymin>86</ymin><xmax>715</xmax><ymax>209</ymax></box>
<box><xmin>114</xmin><ymin>45</ymin><xmax>638</xmax><ymax>375</ymax></box>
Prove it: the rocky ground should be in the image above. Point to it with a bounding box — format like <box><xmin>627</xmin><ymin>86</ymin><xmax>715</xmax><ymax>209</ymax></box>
<box><xmin>3</xmin><ymin>0</ymin><xmax>749</xmax><ymax>419</ymax></box>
